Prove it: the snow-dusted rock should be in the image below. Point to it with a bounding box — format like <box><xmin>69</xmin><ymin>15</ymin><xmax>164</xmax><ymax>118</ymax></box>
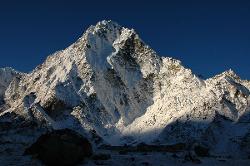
<box><xmin>0</xmin><ymin>67</ymin><xmax>23</xmax><ymax>106</ymax></box>
<box><xmin>1</xmin><ymin>20</ymin><xmax>250</xmax><ymax>163</ymax></box>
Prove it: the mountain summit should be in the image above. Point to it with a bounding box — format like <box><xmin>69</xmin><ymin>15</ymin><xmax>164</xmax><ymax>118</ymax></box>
<box><xmin>0</xmin><ymin>20</ymin><xmax>250</xmax><ymax>165</ymax></box>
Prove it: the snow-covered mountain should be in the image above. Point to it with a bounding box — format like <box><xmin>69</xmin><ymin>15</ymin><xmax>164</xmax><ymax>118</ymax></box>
<box><xmin>1</xmin><ymin>20</ymin><xmax>250</xmax><ymax>164</ymax></box>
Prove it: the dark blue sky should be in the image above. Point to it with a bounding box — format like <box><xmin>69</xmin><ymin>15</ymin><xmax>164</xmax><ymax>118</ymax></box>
<box><xmin>0</xmin><ymin>0</ymin><xmax>249</xmax><ymax>79</ymax></box>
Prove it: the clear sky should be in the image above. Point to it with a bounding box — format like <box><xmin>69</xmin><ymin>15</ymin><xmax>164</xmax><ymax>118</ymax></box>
<box><xmin>0</xmin><ymin>0</ymin><xmax>249</xmax><ymax>79</ymax></box>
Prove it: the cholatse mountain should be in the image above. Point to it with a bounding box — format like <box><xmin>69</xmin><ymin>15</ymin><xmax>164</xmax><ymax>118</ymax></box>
<box><xmin>0</xmin><ymin>20</ymin><xmax>250</xmax><ymax>165</ymax></box>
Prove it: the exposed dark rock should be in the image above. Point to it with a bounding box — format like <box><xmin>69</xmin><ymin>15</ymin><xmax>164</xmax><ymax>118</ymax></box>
<box><xmin>24</xmin><ymin>129</ymin><xmax>92</xmax><ymax>166</ymax></box>
<box><xmin>0</xmin><ymin>98</ymin><xmax>4</xmax><ymax>106</ymax></box>
<box><xmin>119</xmin><ymin>150</ymin><xmax>128</xmax><ymax>155</ymax></box>
<box><xmin>90</xmin><ymin>130</ymin><xmax>103</xmax><ymax>144</ymax></box>
<box><xmin>194</xmin><ymin>145</ymin><xmax>209</xmax><ymax>157</ymax></box>
<box><xmin>0</xmin><ymin>111</ymin><xmax>36</xmax><ymax>131</ymax></box>
<box><xmin>0</xmin><ymin>121</ymin><xmax>12</xmax><ymax>131</ymax></box>
<box><xmin>172</xmin><ymin>153</ymin><xmax>179</xmax><ymax>158</ymax></box>
<box><xmin>184</xmin><ymin>153</ymin><xmax>202</xmax><ymax>164</ymax></box>
<box><xmin>241</xmin><ymin>132</ymin><xmax>250</xmax><ymax>154</ymax></box>
<box><xmin>141</xmin><ymin>161</ymin><xmax>150</xmax><ymax>166</ymax></box>
<box><xmin>42</xmin><ymin>98</ymin><xmax>67</xmax><ymax>118</ymax></box>
<box><xmin>136</xmin><ymin>142</ymin><xmax>186</xmax><ymax>152</ymax></box>
<box><xmin>92</xmin><ymin>153</ymin><xmax>111</xmax><ymax>160</ymax></box>
<box><xmin>94</xmin><ymin>160</ymin><xmax>106</xmax><ymax>165</ymax></box>
<box><xmin>101</xmin><ymin>143</ymin><xmax>186</xmax><ymax>153</ymax></box>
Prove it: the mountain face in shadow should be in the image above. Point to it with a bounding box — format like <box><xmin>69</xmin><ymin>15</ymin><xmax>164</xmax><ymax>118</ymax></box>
<box><xmin>0</xmin><ymin>20</ymin><xmax>250</xmax><ymax>165</ymax></box>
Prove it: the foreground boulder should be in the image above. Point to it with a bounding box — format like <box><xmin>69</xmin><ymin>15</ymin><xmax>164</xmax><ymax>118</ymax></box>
<box><xmin>24</xmin><ymin>129</ymin><xmax>92</xmax><ymax>166</ymax></box>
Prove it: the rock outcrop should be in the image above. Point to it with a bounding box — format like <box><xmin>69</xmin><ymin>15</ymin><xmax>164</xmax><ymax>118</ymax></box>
<box><xmin>24</xmin><ymin>129</ymin><xmax>92</xmax><ymax>166</ymax></box>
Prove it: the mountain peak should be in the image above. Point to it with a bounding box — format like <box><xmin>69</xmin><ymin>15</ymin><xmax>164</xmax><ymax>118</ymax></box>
<box><xmin>83</xmin><ymin>20</ymin><xmax>135</xmax><ymax>47</ymax></box>
<box><xmin>221</xmin><ymin>69</ymin><xmax>239</xmax><ymax>78</ymax></box>
<box><xmin>209</xmin><ymin>69</ymin><xmax>241</xmax><ymax>82</ymax></box>
<box><xmin>95</xmin><ymin>20</ymin><xmax>121</xmax><ymax>30</ymax></box>
<box><xmin>1</xmin><ymin>21</ymin><xmax>250</xmax><ymax>164</ymax></box>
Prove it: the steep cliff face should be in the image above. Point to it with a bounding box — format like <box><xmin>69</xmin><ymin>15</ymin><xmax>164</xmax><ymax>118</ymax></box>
<box><xmin>1</xmin><ymin>20</ymin><xmax>250</xmax><ymax>163</ymax></box>
<box><xmin>4</xmin><ymin>21</ymin><xmax>162</xmax><ymax>136</ymax></box>
<box><xmin>0</xmin><ymin>67</ymin><xmax>23</xmax><ymax>106</ymax></box>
